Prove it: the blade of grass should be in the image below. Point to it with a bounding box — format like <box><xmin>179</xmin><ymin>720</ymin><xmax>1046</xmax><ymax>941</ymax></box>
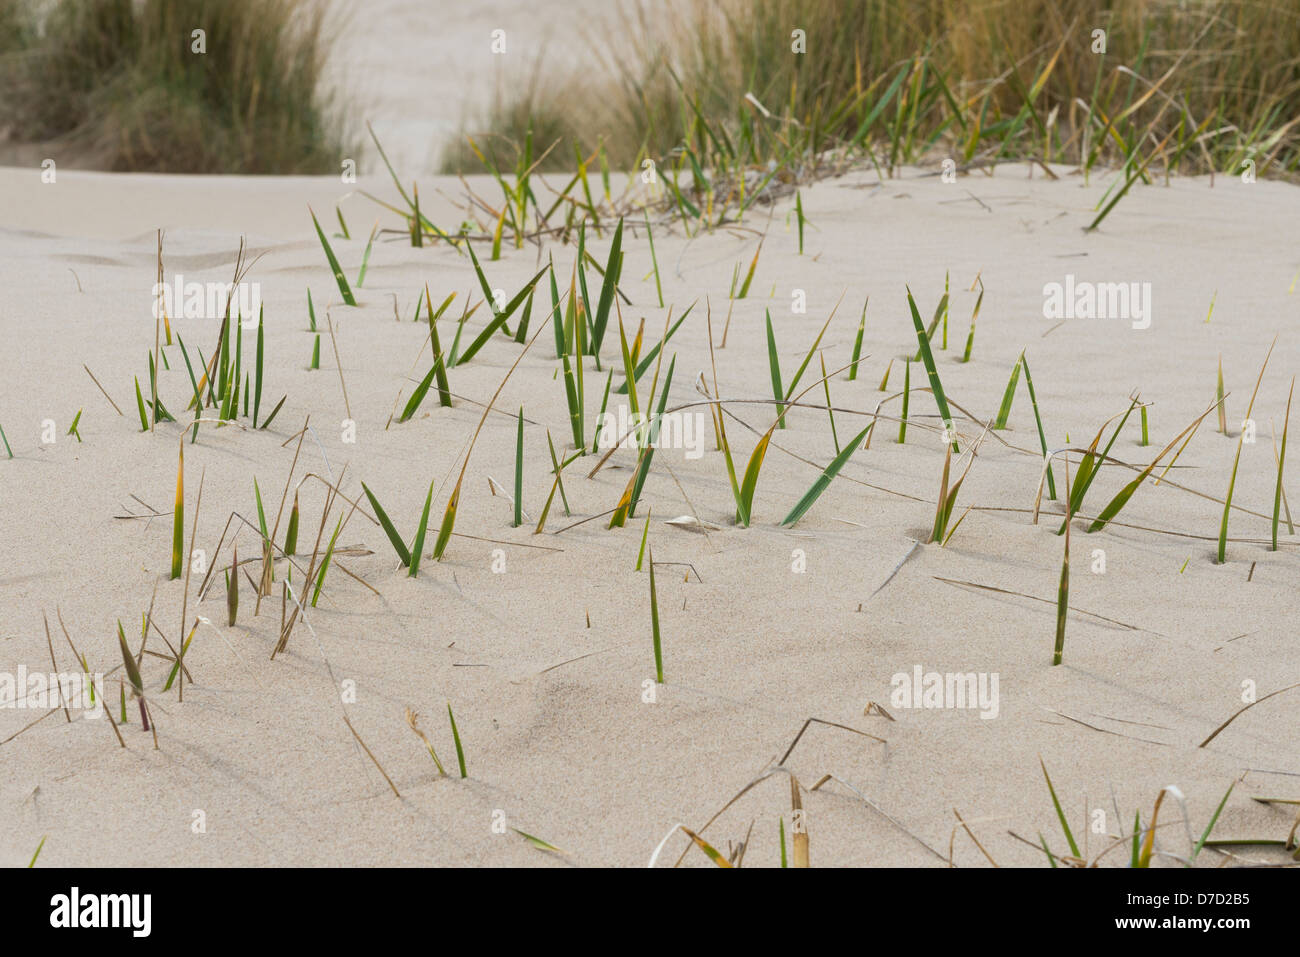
<box><xmin>309</xmin><ymin>207</ymin><xmax>356</xmax><ymax>306</ymax></box>
<box><xmin>362</xmin><ymin>482</ymin><xmax>413</xmax><ymax>567</ymax></box>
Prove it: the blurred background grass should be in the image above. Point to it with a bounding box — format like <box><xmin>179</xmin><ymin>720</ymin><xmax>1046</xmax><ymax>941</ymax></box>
<box><xmin>0</xmin><ymin>0</ymin><xmax>352</xmax><ymax>173</ymax></box>
<box><xmin>0</xmin><ymin>0</ymin><xmax>1296</xmax><ymax>180</ymax></box>
<box><xmin>444</xmin><ymin>0</ymin><xmax>1300</xmax><ymax>182</ymax></box>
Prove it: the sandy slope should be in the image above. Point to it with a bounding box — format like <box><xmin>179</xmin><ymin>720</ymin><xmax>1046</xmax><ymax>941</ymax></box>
<box><xmin>0</xmin><ymin>159</ymin><xmax>1297</xmax><ymax>867</ymax></box>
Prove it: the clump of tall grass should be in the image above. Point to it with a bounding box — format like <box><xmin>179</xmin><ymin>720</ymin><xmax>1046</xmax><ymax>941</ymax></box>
<box><xmin>444</xmin><ymin>0</ymin><xmax>1300</xmax><ymax>195</ymax></box>
<box><xmin>0</xmin><ymin>0</ymin><xmax>353</xmax><ymax>173</ymax></box>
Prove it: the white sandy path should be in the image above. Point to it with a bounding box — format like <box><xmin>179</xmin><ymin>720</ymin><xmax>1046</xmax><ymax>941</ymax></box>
<box><xmin>0</xmin><ymin>160</ymin><xmax>1298</xmax><ymax>867</ymax></box>
<box><xmin>327</xmin><ymin>0</ymin><xmax>631</xmax><ymax>175</ymax></box>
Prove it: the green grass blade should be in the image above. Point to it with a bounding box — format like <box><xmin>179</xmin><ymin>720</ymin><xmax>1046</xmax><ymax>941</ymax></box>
<box><xmin>356</xmin><ymin>221</ymin><xmax>378</xmax><ymax>287</ymax></box>
<box><xmin>781</xmin><ymin>423</ymin><xmax>873</xmax><ymax>526</ymax></box>
<box><xmin>311</xmin><ymin>516</ymin><xmax>343</xmax><ymax>606</ymax></box>
<box><xmin>1040</xmin><ymin>759</ymin><xmax>1080</xmax><ymax>857</ymax></box>
<box><xmin>848</xmin><ymin>297</ymin><xmax>868</xmax><ymax>380</ymax></box>
<box><xmin>1020</xmin><ymin>354</ymin><xmax>1056</xmax><ymax>500</ymax></box>
<box><xmin>994</xmin><ymin>354</ymin><xmax>1022</xmax><ymax>429</ymax></box>
<box><xmin>590</xmin><ymin>217</ymin><xmax>624</xmax><ymax>356</ymax></box>
<box><xmin>253</xmin><ymin>308</ymin><xmax>264</xmax><ymax>428</ymax></box>
<box><xmin>309</xmin><ymin>206</ymin><xmax>356</xmax><ymax>306</ymax></box>
<box><xmin>361</xmin><ymin>482</ymin><xmax>413</xmax><ymax>566</ymax></box>
<box><xmin>1272</xmin><ymin>379</ymin><xmax>1294</xmax><ymax>551</ymax></box>
<box><xmin>447</xmin><ymin>702</ymin><xmax>467</xmax><ymax>778</ymax></box>
<box><xmin>906</xmin><ymin>286</ymin><xmax>957</xmax><ymax>452</ymax></box>
<box><xmin>648</xmin><ymin>546</ymin><xmax>663</xmax><ymax>683</ymax></box>
<box><xmin>765</xmin><ymin>310</ymin><xmax>784</xmax><ymax>426</ymax></box>
<box><xmin>408</xmin><ymin>480</ymin><xmax>435</xmax><ymax>577</ymax></box>
<box><xmin>513</xmin><ymin>407</ymin><xmax>524</xmax><ymax>528</ymax></box>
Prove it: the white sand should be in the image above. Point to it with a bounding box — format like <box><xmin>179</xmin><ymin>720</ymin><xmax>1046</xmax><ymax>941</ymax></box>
<box><xmin>1</xmin><ymin>158</ymin><xmax>1297</xmax><ymax>867</ymax></box>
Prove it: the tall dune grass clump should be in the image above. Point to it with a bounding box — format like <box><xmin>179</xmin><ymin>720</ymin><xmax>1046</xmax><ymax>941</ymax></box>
<box><xmin>444</xmin><ymin>0</ymin><xmax>1300</xmax><ymax>181</ymax></box>
<box><xmin>0</xmin><ymin>0</ymin><xmax>352</xmax><ymax>173</ymax></box>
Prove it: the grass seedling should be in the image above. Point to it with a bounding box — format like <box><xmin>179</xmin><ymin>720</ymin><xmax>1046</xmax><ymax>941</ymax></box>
<box><xmin>912</xmin><ymin>289</ymin><xmax>949</xmax><ymax>360</ymax></box>
<box><xmin>170</xmin><ymin>443</ymin><xmax>184</xmax><ymax>580</ymax></box>
<box><xmin>360</xmin><ymin>482</ymin><xmax>413</xmax><ymax>567</ymax></box>
<box><xmin>1139</xmin><ymin>406</ymin><xmax>1149</xmax><ymax>446</ymax></box>
<box><xmin>310</xmin><ymin>334</ymin><xmax>320</xmax><ymax>370</ymax></box>
<box><xmin>906</xmin><ymin>286</ymin><xmax>958</xmax><ymax>452</ymax></box>
<box><xmin>994</xmin><ymin>354</ymin><xmax>1022</xmax><ymax>429</ymax></box>
<box><xmin>736</xmin><ymin>239</ymin><xmax>762</xmax><ymax>299</ymax></box>
<box><xmin>336</xmin><ymin>205</ymin><xmax>350</xmax><ymax>239</ymax></box>
<box><xmin>356</xmin><ymin>221</ymin><xmax>378</xmax><ymax>287</ymax></box>
<box><xmin>898</xmin><ymin>360</ymin><xmax>910</xmax><ymax>443</ymax></box>
<box><xmin>310</xmin><ymin>515</ymin><xmax>343</xmax><ymax>607</ymax></box>
<box><xmin>636</xmin><ymin>508</ymin><xmax>651</xmax><ymax>570</ymax></box>
<box><xmin>535</xmin><ymin>433</ymin><xmax>580</xmax><ymax>533</ymax></box>
<box><xmin>513</xmin><ymin>407</ymin><xmax>524</xmax><ymax>528</ymax></box>
<box><xmin>457</xmin><ymin>252</ymin><xmax>550</xmax><ymax>365</ymax></box>
<box><xmin>848</xmin><ymin>297</ymin><xmax>868</xmax><ymax>380</ymax></box>
<box><xmin>309</xmin><ymin>206</ymin><xmax>356</xmax><ymax>306</ymax></box>
<box><xmin>512</xmin><ymin>828</ymin><xmax>566</xmax><ymax>855</ymax></box>
<box><xmin>116</xmin><ymin>619</ymin><xmax>148</xmax><ymax>730</ymax></box>
<box><xmin>1217</xmin><ymin>357</ymin><xmax>1227</xmax><ymax>433</ymax></box>
<box><xmin>27</xmin><ymin>836</ymin><xmax>45</xmax><ymax>868</ymax></box>
<box><xmin>307</xmin><ymin>288</ymin><xmax>317</xmax><ymax>331</ymax></box>
<box><xmin>1205</xmin><ymin>289</ymin><xmax>1217</xmax><ymax>323</ymax></box>
<box><xmin>0</xmin><ymin>424</ymin><xmax>11</xmax><ymax>459</ymax></box>
<box><xmin>1020</xmin><ymin>353</ymin><xmax>1056</xmax><ymax>500</ymax></box>
<box><xmin>961</xmin><ymin>275</ymin><xmax>983</xmax><ymax>362</ymax></box>
<box><xmin>433</xmin><ymin>323</ymin><xmax>549</xmax><ymax>561</ymax></box>
<box><xmin>648</xmin><ymin>546</ymin><xmax>664</xmax><ymax>683</ymax></box>
<box><xmin>408</xmin><ymin>480</ymin><xmax>434</xmax><ymax>577</ymax></box>
<box><xmin>1088</xmin><ymin>400</ymin><xmax>1216</xmax><ymax>533</ymax></box>
<box><xmin>645</xmin><ymin>210</ymin><xmax>663</xmax><ymax>307</ymax></box>
<box><xmin>929</xmin><ymin>431</ymin><xmax>984</xmax><ymax>544</ymax></box>
<box><xmin>821</xmin><ymin>353</ymin><xmax>840</xmax><ymax>453</ymax></box>
<box><xmin>285</xmin><ymin>493</ymin><xmax>299</xmax><ymax>555</ymax></box>
<box><xmin>134</xmin><ymin>377</ymin><xmax>149</xmax><ymax>431</ymax></box>
<box><xmin>588</xmin><ymin>217</ymin><xmax>625</xmax><ymax>361</ymax></box>
<box><xmin>1057</xmin><ymin>398</ymin><xmax>1139</xmax><ymax>535</ymax></box>
<box><xmin>1055</xmin><ymin>459</ymin><xmax>1072</xmax><ymax>665</ymax></box>
<box><xmin>1273</xmin><ymin>378</ymin><xmax>1294</xmax><ymax>551</ymax></box>
<box><xmin>415</xmin><ymin>284</ymin><xmax>455</xmax><ymax>410</ymax></box>
<box><xmin>940</xmin><ymin>271</ymin><xmax>950</xmax><ymax>349</ymax></box>
<box><xmin>513</xmin><ymin>288</ymin><xmax>535</xmax><ymax>344</ymax></box>
<box><xmin>561</xmin><ymin>312</ymin><xmax>585</xmax><ymax>451</ymax></box>
<box><xmin>613</xmin><ymin>303</ymin><xmax>692</xmax><ymax>395</ymax></box>
<box><xmin>610</xmin><ymin>356</ymin><xmax>677</xmax><ymax>526</ymax></box>
<box><xmin>447</xmin><ymin>703</ymin><xmax>467</xmax><ymax>778</ymax></box>
<box><xmin>765</xmin><ymin>310</ymin><xmax>785</xmax><ymax>425</ymax></box>
<box><xmin>1041</xmin><ymin>759</ymin><xmax>1080</xmax><ymax>857</ymax></box>
<box><xmin>782</xmin><ymin>423</ymin><xmax>873</xmax><ymax>526</ymax></box>
<box><xmin>1218</xmin><ymin>339</ymin><xmax>1275</xmax><ymax>563</ymax></box>
<box><xmin>226</xmin><ymin>547</ymin><xmax>239</xmax><ymax>626</ymax></box>
<box><xmin>878</xmin><ymin>358</ymin><xmax>893</xmax><ymax>391</ymax></box>
<box><xmin>1191</xmin><ymin>782</ymin><xmax>1235</xmax><ymax>864</ymax></box>
<box><xmin>176</xmin><ymin>335</ymin><xmax>204</xmax><ymax>442</ymax></box>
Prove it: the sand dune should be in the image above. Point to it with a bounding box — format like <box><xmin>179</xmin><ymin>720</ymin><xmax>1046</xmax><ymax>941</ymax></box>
<box><xmin>1</xmin><ymin>152</ymin><xmax>1297</xmax><ymax>866</ymax></box>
